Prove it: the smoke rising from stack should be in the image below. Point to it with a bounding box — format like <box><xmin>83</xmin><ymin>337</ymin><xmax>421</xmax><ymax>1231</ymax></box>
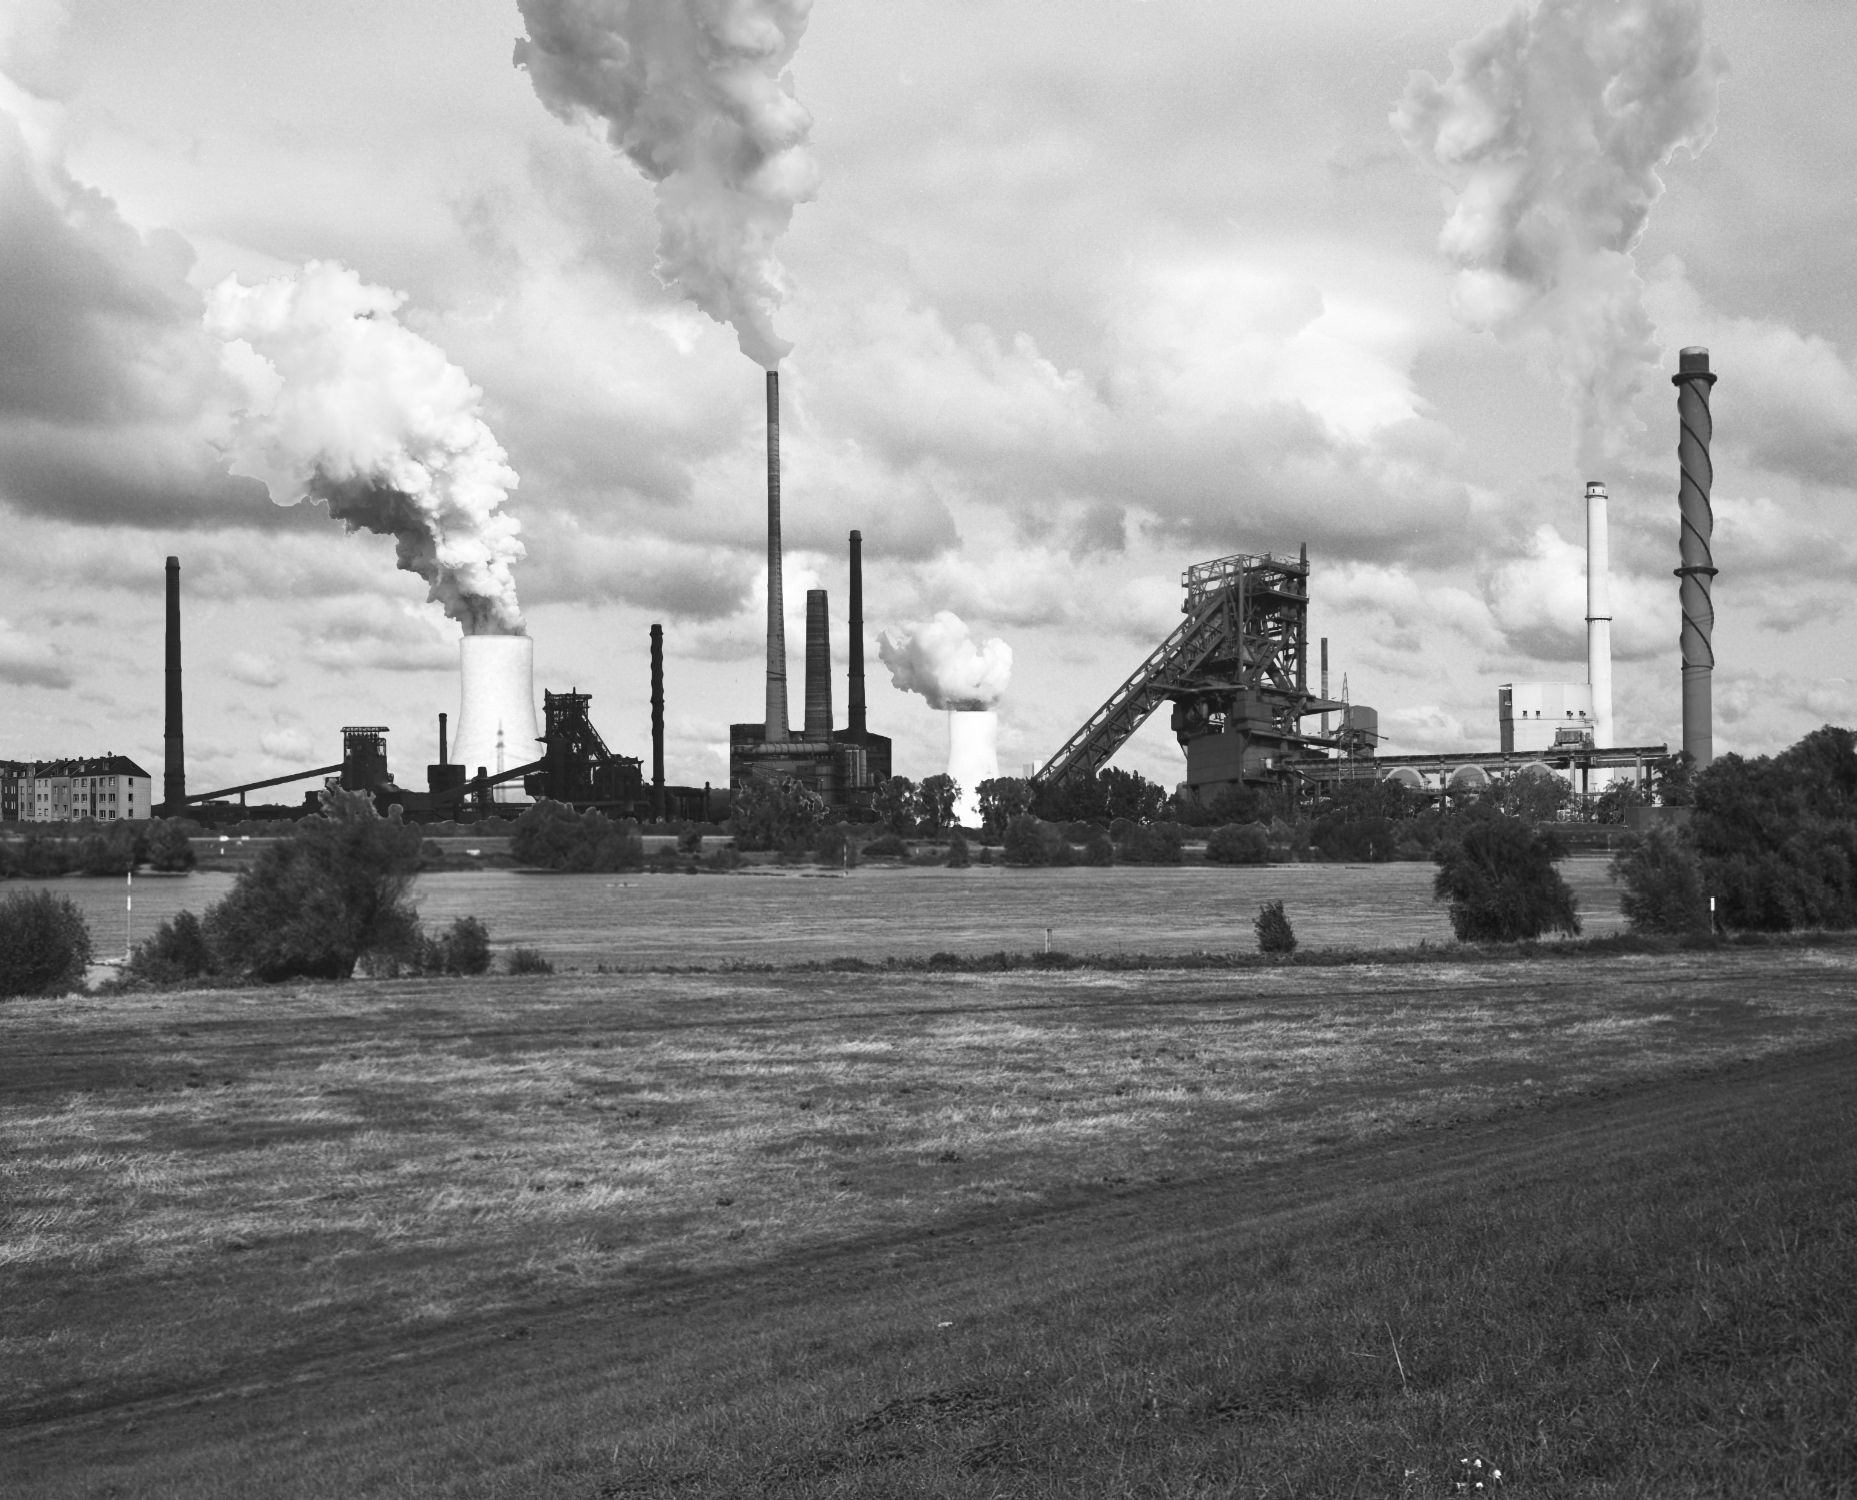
<box><xmin>879</xmin><ymin>612</ymin><xmax>1012</xmax><ymax>712</ymax></box>
<box><xmin>514</xmin><ymin>0</ymin><xmax>820</xmax><ymax>368</ymax></box>
<box><xmin>1394</xmin><ymin>0</ymin><xmax>1724</xmax><ymax>468</ymax></box>
<box><xmin>208</xmin><ymin>263</ymin><xmax>527</xmax><ymax>637</ymax></box>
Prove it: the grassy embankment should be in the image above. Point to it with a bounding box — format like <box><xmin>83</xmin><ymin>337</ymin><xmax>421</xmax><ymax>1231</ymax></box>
<box><xmin>3</xmin><ymin>947</ymin><xmax>1854</xmax><ymax>1496</ymax></box>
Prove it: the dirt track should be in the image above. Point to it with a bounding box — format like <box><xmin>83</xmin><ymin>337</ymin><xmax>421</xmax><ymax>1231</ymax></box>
<box><xmin>8</xmin><ymin>1028</ymin><xmax>1853</xmax><ymax>1494</ymax></box>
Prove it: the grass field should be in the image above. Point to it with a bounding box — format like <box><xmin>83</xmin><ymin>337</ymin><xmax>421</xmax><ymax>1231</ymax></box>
<box><xmin>4</xmin><ymin>943</ymin><xmax>1855</xmax><ymax>1495</ymax></box>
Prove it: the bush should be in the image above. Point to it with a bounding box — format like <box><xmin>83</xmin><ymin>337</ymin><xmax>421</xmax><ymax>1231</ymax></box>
<box><xmin>1432</xmin><ymin>807</ymin><xmax>1580</xmax><ymax>942</ymax></box>
<box><xmin>677</xmin><ymin>827</ymin><xmax>705</xmax><ymax>855</ymax></box>
<box><xmin>78</xmin><ymin>825</ymin><xmax>141</xmax><ymax>877</ymax></box>
<box><xmin>1206</xmin><ymin>823</ymin><xmax>1271</xmax><ymax>865</ymax></box>
<box><xmin>425</xmin><ymin>916</ymin><xmax>492</xmax><ymax>976</ymax></box>
<box><xmin>127</xmin><ymin>910</ymin><xmax>216</xmax><ymax>984</ymax></box>
<box><xmin>945</xmin><ymin>830</ymin><xmax>971</xmax><ymax>868</ymax></box>
<box><xmin>507</xmin><ymin>947</ymin><xmax>553</xmax><ymax>976</ymax></box>
<box><xmin>1118</xmin><ymin>823</ymin><xmax>1184</xmax><ymax>865</ymax></box>
<box><xmin>1083</xmin><ymin>829</ymin><xmax>1115</xmax><ymax>866</ymax></box>
<box><xmin>511</xmin><ymin>800</ymin><xmax>644</xmax><ymax>871</ymax></box>
<box><xmin>861</xmin><ymin>832</ymin><xmax>908</xmax><ymax>858</ymax></box>
<box><xmin>1254</xmin><ymin>900</ymin><xmax>1296</xmax><ymax>955</ymax></box>
<box><xmin>1002</xmin><ymin>815</ymin><xmax>1068</xmax><ymax>866</ymax></box>
<box><xmin>703</xmin><ymin>844</ymin><xmax>744</xmax><ymax>872</ymax></box>
<box><xmin>144</xmin><ymin>819</ymin><xmax>197</xmax><ymax>872</ymax></box>
<box><xmin>204</xmin><ymin>788</ymin><xmax>423</xmax><ymax>981</ymax></box>
<box><xmin>1611</xmin><ymin>825</ymin><xmax>1710</xmax><ymax>935</ymax></box>
<box><xmin>0</xmin><ymin>889</ymin><xmax>93</xmax><ymax>997</ymax></box>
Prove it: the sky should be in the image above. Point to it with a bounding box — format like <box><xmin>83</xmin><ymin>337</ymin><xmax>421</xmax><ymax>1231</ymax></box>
<box><xmin>2</xmin><ymin>0</ymin><xmax>1854</xmax><ymax>795</ymax></box>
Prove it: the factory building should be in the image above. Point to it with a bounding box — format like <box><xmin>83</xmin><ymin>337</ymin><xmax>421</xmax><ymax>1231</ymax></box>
<box><xmin>4</xmin><ymin>756</ymin><xmax>154</xmax><ymax>823</ymax></box>
<box><xmin>1498</xmin><ymin>683</ymin><xmax>1596</xmax><ymax>754</ymax></box>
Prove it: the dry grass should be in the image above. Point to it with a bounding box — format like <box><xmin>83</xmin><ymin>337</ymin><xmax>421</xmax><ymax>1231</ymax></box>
<box><xmin>3</xmin><ymin>947</ymin><xmax>1855</xmax><ymax>1433</ymax></box>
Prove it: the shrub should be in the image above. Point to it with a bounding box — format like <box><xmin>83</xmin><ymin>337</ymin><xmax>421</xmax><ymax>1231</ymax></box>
<box><xmin>507</xmin><ymin>946</ymin><xmax>553</xmax><ymax>976</ymax></box>
<box><xmin>78</xmin><ymin>824</ymin><xmax>141</xmax><ymax>876</ymax></box>
<box><xmin>1254</xmin><ymin>900</ymin><xmax>1296</xmax><ymax>955</ymax></box>
<box><xmin>1432</xmin><ymin>807</ymin><xmax>1580</xmax><ymax>942</ymax></box>
<box><xmin>945</xmin><ymin>830</ymin><xmax>971</xmax><ymax>868</ymax></box>
<box><xmin>1083</xmin><ymin>829</ymin><xmax>1115</xmax><ymax>866</ymax></box>
<box><xmin>127</xmin><ymin>910</ymin><xmax>216</xmax><ymax>984</ymax></box>
<box><xmin>0</xmin><ymin>889</ymin><xmax>93</xmax><ymax>997</ymax></box>
<box><xmin>426</xmin><ymin>916</ymin><xmax>493</xmax><ymax>976</ymax></box>
<box><xmin>677</xmin><ymin>827</ymin><xmax>705</xmax><ymax>855</ymax></box>
<box><xmin>861</xmin><ymin>832</ymin><xmax>908</xmax><ymax>858</ymax></box>
<box><xmin>814</xmin><ymin>823</ymin><xmax>859</xmax><ymax>867</ymax></box>
<box><xmin>143</xmin><ymin>819</ymin><xmax>197</xmax><ymax>872</ymax></box>
<box><xmin>1002</xmin><ymin>815</ymin><xmax>1068</xmax><ymax>866</ymax></box>
<box><xmin>703</xmin><ymin>844</ymin><xmax>745</xmax><ymax>872</ymax></box>
<box><xmin>512</xmin><ymin>800</ymin><xmax>644</xmax><ymax>871</ymax></box>
<box><xmin>1119</xmin><ymin>823</ymin><xmax>1184</xmax><ymax>865</ymax></box>
<box><xmin>1206</xmin><ymin>822</ymin><xmax>1271</xmax><ymax>865</ymax></box>
<box><xmin>204</xmin><ymin>788</ymin><xmax>423</xmax><ymax>981</ymax></box>
<box><xmin>1611</xmin><ymin>825</ymin><xmax>1710</xmax><ymax>935</ymax></box>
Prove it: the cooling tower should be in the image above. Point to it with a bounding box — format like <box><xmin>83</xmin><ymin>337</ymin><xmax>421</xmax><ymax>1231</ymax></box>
<box><xmin>452</xmin><ymin>635</ymin><xmax>541</xmax><ymax>802</ymax></box>
<box><xmin>947</xmin><ymin>710</ymin><xmax>999</xmax><ymax>828</ymax></box>
<box><xmin>1585</xmin><ymin>480</ymin><xmax>1614</xmax><ymax>749</ymax></box>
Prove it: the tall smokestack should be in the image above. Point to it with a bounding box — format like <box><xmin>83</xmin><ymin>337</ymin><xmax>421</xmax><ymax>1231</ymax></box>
<box><xmin>847</xmin><ymin>529</ymin><xmax>866</xmax><ymax>737</ymax></box>
<box><xmin>163</xmin><ymin>556</ymin><xmax>184</xmax><ymax>814</ymax></box>
<box><xmin>764</xmin><ymin>370</ymin><xmax>788</xmax><ymax>741</ymax></box>
<box><xmin>1320</xmin><ymin>637</ymin><xmax>1330</xmax><ymax>738</ymax></box>
<box><xmin>1674</xmin><ymin>346</ymin><xmax>1717</xmax><ymax>768</ymax></box>
<box><xmin>438</xmin><ymin>712</ymin><xmax>449</xmax><ymax>765</ymax></box>
<box><xmin>804</xmin><ymin>589</ymin><xmax>832</xmax><ymax>738</ymax></box>
<box><xmin>1585</xmin><ymin>480</ymin><xmax>1614</xmax><ymax>748</ymax></box>
<box><xmin>650</xmin><ymin>622</ymin><xmax>665</xmax><ymax>818</ymax></box>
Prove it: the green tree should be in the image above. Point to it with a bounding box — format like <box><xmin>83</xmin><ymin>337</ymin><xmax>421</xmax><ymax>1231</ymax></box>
<box><xmin>1254</xmin><ymin>899</ymin><xmax>1297</xmax><ymax>955</ymax></box>
<box><xmin>945</xmin><ymin>829</ymin><xmax>972</xmax><ymax>868</ymax></box>
<box><xmin>204</xmin><ymin>788</ymin><xmax>423</xmax><ymax>981</ymax></box>
<box><xmin>0</xmin><ymin>889</ymin><xmax>93</xmax><ymax>998</ymax></box>
<box><xmin>1002</xmin><ymin>814</ymin><xmax>1070</xmax><ymax>866</ymax></box>
<box><xmin>976</xmin><ymin>777</ymin><xmax>1034</xmax><ymax>835</ymax></box>
<box><xmin>918</xmin><ymin>773</ymin><xmax>959</xmax><ymax>834</ymax></box>
<box><xmin>1610</xmin><ymin>825</ymin><xmax>1709</xmax><ymax>935</ymax></box>
<box><xmin>1432</xmin><ymin>805</ymin><xmax>1580</xmax><ymax>942</ymax></box>
<box><xmin>872</xmin><ymin>776</ymin><xmax>920</xmax><ymax>837</ymax></box>
<box><xmin>1206</xmin><ymin>823</ymin><xmax>1271</xmax><ymax>865</ymax></box>
<box><xmin>512</xmin><ymin>801</ymin><xmax>645</xmax><ymax>870</ymax></box>
<box><xmin>729</xmin><ymin>774</ymin><xmax>826</xmax><ymax>852</ymax></box>
<box><xmin>144</xmin><ymin>819</ymin><xmax>198</xmax><ymax>871</ymax></box>
<box><xmin>1099</xmin><ymin>767</ymin><xmax>1167</xmax><ymax>824</ymax></box>
<box><xmin>1489</xmin><ymin>766</ymin><xmax>1572</xmax><ymax>823</ymax></box>
<box><xmin>128</xmin><ymin>910</ymin><xmax>216</xmax><ymax>984</ymax></box>
<box><xmin>1690</xmin><ymin>725</ymin><xmax>1857</xmax><ymax>931</ymax></box>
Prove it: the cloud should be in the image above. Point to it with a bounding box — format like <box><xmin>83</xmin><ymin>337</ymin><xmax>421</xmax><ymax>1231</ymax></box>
<box><xmin>225</xmin><ymin>651</ymin><xmax>285</xmax><ymax>688</ymax></box>
<box><xmin>0</xmin><ymin>616</ymin><xmax>69</xmax><ymax>687</ymax></box>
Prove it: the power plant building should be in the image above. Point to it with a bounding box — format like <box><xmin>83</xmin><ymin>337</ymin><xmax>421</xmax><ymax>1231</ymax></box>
<box><xmin>1498</xmin><ymin>682</ymin><xmax>1596</xmax><ymax>754</ymax></box>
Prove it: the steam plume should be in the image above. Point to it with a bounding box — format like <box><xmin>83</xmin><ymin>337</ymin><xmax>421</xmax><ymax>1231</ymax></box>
<box><xmin>1393</xmin><ymin>0</ymin><xmax>1723</xmax><ymax>467</ymax></box>
<box><xmin>208</xmin><ymin>263</ymin><xmax>527</xmax><ymax>636</ymax></box>
<box><xmin>879</xmin><ymin>612</ymin><xmax>1012</xmax><ymax>712</ymax></box>
<box><xmin>514</xmin><ymin>0</ymin><xmax>820</xmax><ymax>368</ymax></box>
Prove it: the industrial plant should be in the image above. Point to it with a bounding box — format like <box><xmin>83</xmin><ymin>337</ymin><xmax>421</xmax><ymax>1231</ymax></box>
<box><xmin>0</xmin><ymin>345</ymin><xmax>1722</xmax><ymax>828</ymax></box>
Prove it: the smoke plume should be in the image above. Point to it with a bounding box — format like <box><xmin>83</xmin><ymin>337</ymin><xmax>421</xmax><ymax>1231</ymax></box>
<box><xmin>879</xmin><ymin>612</ymin><xmax>1012</xmax><ymax>712</ymax></box>
<box><xmin>208</xmin><ymin>263</ymin><xmax>527</xmax><ymax>636</ymax></box>
<box><xmin>1393</xmin><ymin>0</ymin><xmax>1723</xmax><ymax>467</ymax></box>
<box><xmin>513</xmin><ymin>0</ymin><xmax>820</xmax><ymax>368</ymax></box>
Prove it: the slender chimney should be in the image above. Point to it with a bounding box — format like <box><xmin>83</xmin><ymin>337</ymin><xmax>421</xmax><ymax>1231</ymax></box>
<box><xmin>438</xmin><ymin>712</ymin><xmax>449</xmax><ymax>766</ymax></box>
<box><xmin>1320</xmin><ymin>637</ymin><xmax>1330</xmax><ymax>738</ymax></box>
<box><xmin>764</xmin><ymin>369</ymin><xmax>788</xmax><ymax>741</ymax></box>
<box><xmin>804</xmin><ymin>589</ymin><xmax>832</xmax><ymax>738</ymax></box>
<box><xmin>1585</xmin><ymin>480</ymin><xmax>1614</xmax><ymax>748</ymax></box>
<box><xmin>1673</xmin><ymin>347</ymin><xmax>1717</xmax><ymax>768</ymax></box>
<box><xmin>650</xmin><ymin>622</ymin><xmax>666</xmax><ymax>818</ymax></box>
<box><xmin>847</xmin><ymin>529</ymin><xmax>867</xmax><ymax>737</ymax></box>
<box><xmin>163</xmin><ymin>556</ymin><xmax>184</xmax><ymax>814</ymax></box>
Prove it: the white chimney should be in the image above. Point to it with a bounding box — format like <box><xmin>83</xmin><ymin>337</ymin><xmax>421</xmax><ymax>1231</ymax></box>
<box><xmin>452</xmin><ymin>635</ymin><xmax>541</xmax><ymax>802</ymax></box>
<box><xmin>1585</xmin><ymin>479</ymin><xmax>1613</xmax><ymax>749</ymax></box>
<box><xmin>947</xmin><ymin>710</ymin><xmax>999</xmax><ymax>828</ymax></box>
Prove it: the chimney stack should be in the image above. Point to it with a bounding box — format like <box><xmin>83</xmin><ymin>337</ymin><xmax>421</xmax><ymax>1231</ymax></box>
<box><xmin>438</xmin><ymin>712</ymin><xmax>449</xmax><ymax>765</ymax></box>
<box><xmin>764</xmin><ymin>370</ymin><xmax>789</xmax><ymax>741</ymax></box>
<box><xmin>650</xmin><ymin>622</ymin><xmax>665</xmax><ymax>818</ymax></box>
<box><xmin>1673</xmin><ymin>347</ymin><xmax>1718</xmax><ymax>768</ymax></box>
<box><xmin>163</xmin><ymin>556</ymin><xmax>184</xmax><ymax>814</ymax></box>
<box><xmin>804</xmin><ymin>589</ymin><xmax>833</xmax><ymax>739</ymax></box>
<box><xmin>1585</xmin><ymin>480</ymin><xmax>1614</xmax><ymax>749</ymax></box>
<box><xmin>847</xmin><ymin>529</ymin><xmax>866</xmax><ymax>737</ymax></box>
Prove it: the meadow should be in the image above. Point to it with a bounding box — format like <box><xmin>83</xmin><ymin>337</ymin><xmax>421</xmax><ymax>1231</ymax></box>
<box><xmin>19</xmin><ymin>854</ymin><xmax>1630</xmax><ymax>971</ymax></box>
<box><xmin>3</xmin><ymin>941</ymin><xmax>1854</xmax><ymax>1496</ymax></box>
